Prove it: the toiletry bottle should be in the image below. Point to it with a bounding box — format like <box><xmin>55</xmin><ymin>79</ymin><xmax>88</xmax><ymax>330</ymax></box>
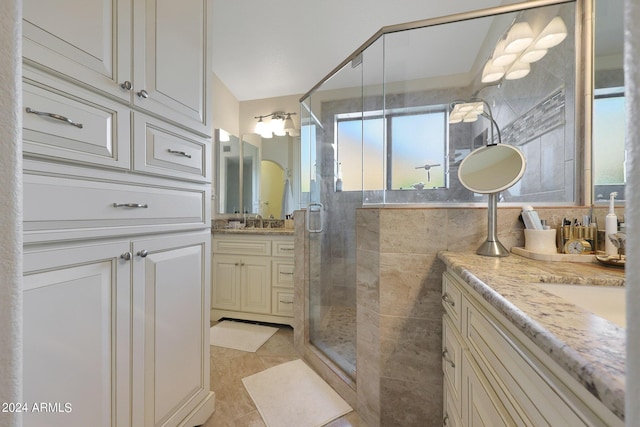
<box><xmin>605</xmin><ymin>192</ymin><xmax>618</xmax><ymax>256</ymax></box>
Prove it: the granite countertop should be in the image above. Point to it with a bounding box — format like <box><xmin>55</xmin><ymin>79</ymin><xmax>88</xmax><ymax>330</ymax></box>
<box><xmin>212</xmin><ymin>228</ymin><xmax>294</xmax><ymax>236</ymax></box>
<box><xmin>437</xmin><ymin>251</ymin><xmax>625</xmax><ymax>421</ymax></box>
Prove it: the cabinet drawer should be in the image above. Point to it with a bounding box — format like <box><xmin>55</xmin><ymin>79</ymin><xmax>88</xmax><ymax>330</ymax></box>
<box><xmin>272</xmin><ymin>260</ymin><xmax>294</xmax><ymax>288</ymax></box>
<box><xmin>133</xmin><ymin>113</ymin><xmax>210</xmax><ymax>182</ymax></box>
<box><xmin>24</xmin><ymin>173</ymin><xmax>205</xmax><ymax>232</ymax></box>
<box><xmin>213</xmin><ymin>238</ymin><xmax>271</xmax><ymax>256</ymax></box>
<box><xmin>442</xmin><ymin>272</ymin><xmax>463</xmax><ymax>331</ymax></box>
<box><xmin>23</xmin><ymin>71</ymin><xmax>131</xmax><ymax>170</ymax></box>
<box><xmin>272</xmin><ymin>290</ymin><xmax>294</xmax><ymax>317</ymax></box>
<box><xmin>272</xmin><ymin>239</ymin><xmax>295</xmax><ymax>257</ymax></box>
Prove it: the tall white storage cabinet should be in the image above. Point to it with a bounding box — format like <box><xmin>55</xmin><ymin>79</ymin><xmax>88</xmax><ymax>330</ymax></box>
<box><xmin>21</xmin><ymin>1</ymin><xmax>215</xmax><ymax>426</ymax></box>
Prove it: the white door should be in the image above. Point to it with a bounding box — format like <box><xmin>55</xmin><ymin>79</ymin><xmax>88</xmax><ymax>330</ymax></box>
<box><xmin>23</xmin><ymin>240</ymin><xmax>132</xmax><ymax>427</ymax></box>
<box><xmin>22</xmin><ymin>0</ymin><xmax>132</xmax><ymax>101</ymax></box>
<box><xmin>132</xmin><ymin>231</ymin><xmax>211</xmax><ymax>427</ymax></box>
<box><xmin>133</xmin><ymin>0</ymin><xmax>211</xmax><ymax>135</ymax></box>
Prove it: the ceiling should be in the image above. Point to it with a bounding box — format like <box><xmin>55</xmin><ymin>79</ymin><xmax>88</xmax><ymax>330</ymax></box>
<box><xmin>211</xmin><ymin>0</ymin><xmax>515</xmax><ymax>102</ymax></box>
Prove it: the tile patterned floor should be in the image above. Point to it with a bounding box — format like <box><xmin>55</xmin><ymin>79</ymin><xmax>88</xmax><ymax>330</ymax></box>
<box><xmin>202</xmin><ymin>322</ymin><xmax>364</xmax><ymax>427</ymax></box>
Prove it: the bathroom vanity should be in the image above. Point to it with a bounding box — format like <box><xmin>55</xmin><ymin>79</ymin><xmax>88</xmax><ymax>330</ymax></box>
<box><xmin>439</xmin><ymin>252</ymin><xmax>625</xmax><ymax>426</ymax></box>
<box><xmin>212</xmin><ymin>229</ymin><xmax>295</xmax><ymax>326</ymax></box>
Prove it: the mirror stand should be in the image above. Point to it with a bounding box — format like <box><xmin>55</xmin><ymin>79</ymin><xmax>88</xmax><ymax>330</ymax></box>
<box><xmin>477</xmin><ymin>192</ymin><xmax>510</xmax><ymax>257</ymax></box>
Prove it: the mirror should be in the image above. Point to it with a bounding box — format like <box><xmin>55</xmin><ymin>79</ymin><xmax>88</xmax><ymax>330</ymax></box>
<box><xmin>216</xmin><ymin>130</ymin><xmax>299</xmax><ymax>217</ymax></box>
<box><xmin>458</xmin><ymin>144</ymin><xmax>526</xmax><ymax>194</ymax></box>
<box><xmin>216</xmin><ymin>130</ymin><xmax>241</xmax><ymax>214</ymax></box>
<box><xmin>593</xmin><ymin>0</ymin><xmax>625</xmax><ymax>202</ymax></box>
<box><xmin>243</xmin><ymin>140</ymin><xmax>260</xmax><ymax>214</ymax></box>
<box><xmin>458</xmin><ymin>144</ymin><xmax>526</xmax><ymax>257</ymax></box>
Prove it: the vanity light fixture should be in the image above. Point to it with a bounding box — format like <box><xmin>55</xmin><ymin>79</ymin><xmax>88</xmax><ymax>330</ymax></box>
<box><xmin>449</xmin><ymin>99</ymin><xmax>502</xmax><ymax>147</ymax></box>
<box><xmin>481</xmin><ymin>16</ymin><xmax>567</xmax><ymax>83</ymax></box>
<box><xmin>254</xmin><ymin>111</ymin><xmax>298</xmax><ymax>138</ymax></box>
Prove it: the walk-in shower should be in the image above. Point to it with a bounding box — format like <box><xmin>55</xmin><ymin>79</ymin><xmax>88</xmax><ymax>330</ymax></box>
<box><xmin>298</xmin><ymin>1</ymin><xmax>581</xmax><ymax>420</ymax></box>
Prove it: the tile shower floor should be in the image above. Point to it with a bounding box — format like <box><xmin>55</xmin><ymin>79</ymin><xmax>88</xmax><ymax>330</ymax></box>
<box><xmin>203</xmin><ymin>321</ymin><xmax>363</xmax><ymax>427</ymax></box>
<box><xmin>316</xmin><ymin>306</ymin><xmax>357</xmax><ymax>378</ymax></box>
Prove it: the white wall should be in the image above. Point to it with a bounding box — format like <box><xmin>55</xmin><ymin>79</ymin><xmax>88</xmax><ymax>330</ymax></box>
<box><xmin>625</xmin><ymin>0</ymin><xmax>640</xmax><ymax>421</ymax></box>
<box><xmin>212</xmin><ymin>72</ymin><xmax>240</xmax><ymax>135</ymax></box>
<box><xmin>0</xmin><ymin>0</ymin><xmax>23</xmax><ymax>426</ymax></box>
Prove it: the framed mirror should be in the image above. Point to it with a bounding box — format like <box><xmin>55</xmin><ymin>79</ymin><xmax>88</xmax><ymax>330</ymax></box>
<box><xmin>242</xmin><ymin>139</ymin><xmax>260</xmax><ymax>214</ymax></box>
<box><xmin>592</xmin><ymin>0</ymin><xmax>625</xmax><ymax>203</ymax></box>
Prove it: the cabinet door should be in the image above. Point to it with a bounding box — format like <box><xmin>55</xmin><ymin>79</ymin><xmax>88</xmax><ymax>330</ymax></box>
<box><xmin>211</xmin><ymin>254</ymin><xmax>242</xmax><ymax>311</ymax></box>
<box><xmin>23</xmin><ymin>240</ymin><xmax>132</xmax><ymax>427</ymax></box>
<box><xmin>462</xmin><ymin>354</ymin><xmax>514</xmax><ymax>427</ymax></box>
<box><xmin>132</xmin><ymin>231</ymin><xmax>211</xmax><ymax>427</ymax></box>
<box><xmin>23</xmin><ymin>0</ymin><xmax>132</xmax><ymax>101</ymax></box>
<box><xmin>133</xmin><ymin>0</ymin><xmax>212</xmax><ymax>136</ymax></box>
<box><xmin>241</xmin><ymin>257</ymin><xmax>271</xmax><ymax>314</ymax></box>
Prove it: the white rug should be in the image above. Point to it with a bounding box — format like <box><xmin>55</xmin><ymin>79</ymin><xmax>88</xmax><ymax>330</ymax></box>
<box><xmin>242</xmin><ymin>359</ymin><xmax>353</xmax><ymax>427</ymax></box>
<box><xmin>210</xmin><ymin>320</ymin><xmax>278</xmax><ymax>352</ymax></box>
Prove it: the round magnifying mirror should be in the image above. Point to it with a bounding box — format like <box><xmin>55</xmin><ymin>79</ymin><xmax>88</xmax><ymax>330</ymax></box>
<box><xmin>458</xmin><ymin>144</ymin><xmax>526</xmax><ymax>193</ymax></box>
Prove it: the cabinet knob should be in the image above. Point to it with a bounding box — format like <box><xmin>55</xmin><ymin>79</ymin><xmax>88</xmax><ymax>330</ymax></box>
<box><xmin>137</xmin><ymin>89</ymin><xmax>149</xmax><ymax>99</ymax></box>
<box><xmin>442</xmin><ymin>293</ymin><xmax>455</xmax><ymax>307</ymax></box>
<box><xmin>137</xmin><ymin>249</ymin><xmax>149</xmax><ymax>258</ymax></box>
<box><xmin>443</xmin><ymin>414</ymin><xmax>449</xmax><ymax>426</ymax></box>
<box><xmin>120</xmin><ymin>252</ymin><xmax>132</xmax><ymax>261</ymax></box>
<box><xmin>120</xmin><ymin>81</ymin><xmax>132</xmax><ymax>90</ymax></box>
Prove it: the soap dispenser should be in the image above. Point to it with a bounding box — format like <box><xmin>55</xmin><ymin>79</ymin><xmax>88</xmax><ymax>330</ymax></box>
<box><xmin>605</xmin><ymin>192</ymin><xmax>618</xmax><ymax>256</ymax></box>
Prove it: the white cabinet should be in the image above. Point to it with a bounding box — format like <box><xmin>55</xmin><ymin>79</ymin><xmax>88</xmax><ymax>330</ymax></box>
<box><xmin>132</xmin><ymin>0</ymin><xmax>211</xmax><ymax>135</ymax></box>
<box><xmin>132</xmin><ymin>232</ymin><xmax>213</xmax><ymax>427</ymax></box>
<box><xmin>23</xmin><ymin>0</ymin><xmax>212</xmax><ymax>136</ymax></box>
<box><xmin>23</xmin><ymin>232</ymin><xmax>214</xmax><ymax>427</ymax></box>
<box><xmin>21</xmin><ymin>0</ymin><xmax>214</xmax><ymax>425</ymax></box>
<box><xmin>23</xmin><ymin>240</ymin><xmax>132</xmax><ymax>427</ymax></box>
<box><xmin>212</xmin><ymin>234</ymin><xmax>294</xmax><ymax>326</ymax></box>
<box><xmin>442</xmin><ymin>270</ymin><xmax>624</xmax><ymax>427</ymax></box>
<box><xmin>22</xmin><ymin>0</ymin><xmax>131</xmax><ymax>102</ymax></box>
<box><xmin>212</xmin><ymin>255</ymin><xmax>271</xmax><ymax>314</ymax></box>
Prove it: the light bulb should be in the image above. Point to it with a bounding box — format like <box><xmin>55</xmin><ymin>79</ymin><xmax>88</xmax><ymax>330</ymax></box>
<box><xmin>534</xmin><ymin>17</ymin><xmax>567</xmax><ymax>49</ymax></box>
<box><xmin>505</xmin><ymin>22</ymin><xmax>534</xmax><ymax>53</ymax></box>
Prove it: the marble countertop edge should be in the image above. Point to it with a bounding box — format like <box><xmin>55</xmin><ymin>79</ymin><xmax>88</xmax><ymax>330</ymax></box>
<box><xmin>438</xmin><ymin>250</ymin><xmax>625</xmax><ymax>421</ymax></box>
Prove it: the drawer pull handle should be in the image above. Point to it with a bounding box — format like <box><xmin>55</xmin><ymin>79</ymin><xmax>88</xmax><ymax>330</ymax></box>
<box><xmin>280</xmin><ymin>247</ymin><xmax>294</xmax><ymax>251</ymax></box>
<box><xmin>279</xmin><ymin>300</ymin><xmax>293</xmax><ymax>304</ymax></box>
<box><xmin>443</xmin><ymin>414</ymin><xmax>449</xmax><ymax>426</ymax></box>
<box><xmin>113</xmin><ymin>203</ymin><xmax>149</xmax><ymax>208</ymax></box>
<box><xmin>168</xmin><ymin>149</ymin><xmax>192</xmax><ymax>158</ymax></box>
<box><xmin>441</xmin><ymin>293</ymin><xmax>455</xmax><ymax>307</ymax></box>
<box><xmin>26</xmin><ymin>107</ymin><xmax>83</xmax><ymax>129</ymax></box>
<box><xmin>280</xmin><ymin>272</ymin><xmax>294</xmax><ymax>275</ymax></box>
<box><xmin>442</xmin><ymin>348</ymin><xmax>455</xmax><ymax>368</ymax></box>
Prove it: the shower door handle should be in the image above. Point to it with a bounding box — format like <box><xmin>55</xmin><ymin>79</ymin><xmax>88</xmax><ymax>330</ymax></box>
<box><xmin>306</xmin><ymin>202</ymin><xmax>323</xmax><ymax>233</ymax></box>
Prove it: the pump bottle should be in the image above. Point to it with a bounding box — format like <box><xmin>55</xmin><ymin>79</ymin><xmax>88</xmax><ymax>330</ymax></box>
<box><xmin>605</xmin><ymin>192</ymin><xmax>618</xmax><ymax>257</ymax></box>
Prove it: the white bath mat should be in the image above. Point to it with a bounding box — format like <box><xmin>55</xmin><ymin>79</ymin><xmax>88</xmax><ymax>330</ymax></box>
<box><xmin>209</xmin><ymin>320</ymin><xmax>278</xmax><ymax>352</ymax></box>
<box><xmin>242</xmin><ymin>359</ymin><xmax>352</xmax><ymax>427</ymax></box>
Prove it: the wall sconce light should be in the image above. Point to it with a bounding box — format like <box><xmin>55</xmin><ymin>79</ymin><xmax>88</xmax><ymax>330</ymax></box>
<box><xmin>254</xmin><ymin>112</ymin><xmax>298</xmax><ymax>138</ymax></box>
<box><xmin>481</xmin><ymin>16</ymin><xmax>567</xmax><ymax>83</ymax></box>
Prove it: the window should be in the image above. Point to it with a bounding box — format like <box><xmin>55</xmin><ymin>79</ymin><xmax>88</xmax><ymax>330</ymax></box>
<box><xmin>593</xmin><ymin>87</ymin><xmax>625</xmax><ymax>200</ymax></box>
<box><xmin>336</xmin><ymin>107</ymin><xmax>447</xmax><ymax>191</ymax></box>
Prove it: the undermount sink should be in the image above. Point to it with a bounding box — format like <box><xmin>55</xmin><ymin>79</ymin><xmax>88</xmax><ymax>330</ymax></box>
<box><xmin>536</xmin><ymin>283</ymin><xmax>626</xmax><ymax>328</ymax></box>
